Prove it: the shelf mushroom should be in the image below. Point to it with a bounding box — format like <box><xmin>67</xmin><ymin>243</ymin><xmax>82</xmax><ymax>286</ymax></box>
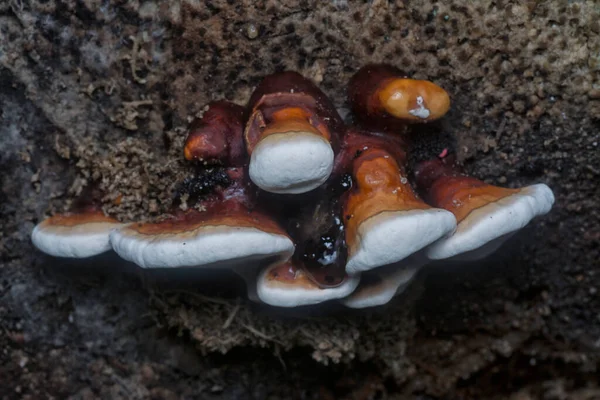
<box><xmin>109</xmin><ymin>184</ymin><xmax>295</xmax><ymax>269</ymax></box>
<box><xmin>337</xmin><ymin>129</ymin><xmax>456</xmax><ymax>274</ymax></box>
<box><xmin>348</xmin><ymin>64</ymin><xmax>451</xmax><ymax>130</ymax></box>
<box><xmin>30</xmin><ymin>67</ymin><xmax>558</xmax><ymax>310</ymax></box>
<box><xmin>244</xmin><ymin>71</ymin><xmax>345</xmax><ymax>194</ymax></box>
<box><xmin>340</xmin><ymin>255</ymin><xmax>426</xmax><ymax>309</ymax></box>
<box><xmin>253</xmin><ymin>179</ymin><xmax>360</xmax><ymax>307</ymax></box>
<box><xmin>31</xmin><ymin>208</ymin><xmax>123</xmax><ymax>258</ymax></box>
<box><xmin>256</xmin><ymin>259</ymin><xmax>360</xmax><ymax>307</ymax></box>
<box><xmin>110</xmin><ymin>102</ymin><xmax>295</xmax><ymax>270</ymax></box>
<box><xmin>411</xmin><ymin>140</ymin><xmax>555</xmax><ymax>261</ymax></box>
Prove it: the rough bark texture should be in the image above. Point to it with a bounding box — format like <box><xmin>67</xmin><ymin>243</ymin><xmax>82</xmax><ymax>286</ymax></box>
<box><xmin>1</xmin><ymin>1</ymin><xmax>599</xmax><ymax>399</ymax></box>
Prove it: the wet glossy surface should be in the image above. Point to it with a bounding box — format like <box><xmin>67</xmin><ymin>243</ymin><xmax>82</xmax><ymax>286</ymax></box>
<box><xmin>184</xmin><ymin>101</ymin><xmax>246</xmax><ymax>165</ymax></box>
<box><xmin>42</xmin><ymin>210</ymin><xmax>118</xmax><ymax>227</ymax></box>
<box><xmin>347</xmin><ymin>64</ymin><xmax>408</xmax><ymax>132</ymax></box>
<box><xmin>299</xmin><ymin>208</ymin><xmax>348</xmax><ymax>288</ymax></box>
<box><xmin>244</xmin><ymin>71</ymin><xmax>345</xmax><ymax>153</ymax></box>
<box><xmin>413</xmin><ymin>156</ymin><xmax>519</xmax><ymax>222</ymax></box>
<box><xmin>134</xmin><ymin>169</ymin><xmax>287</xmax><ymax>237</ymax></box>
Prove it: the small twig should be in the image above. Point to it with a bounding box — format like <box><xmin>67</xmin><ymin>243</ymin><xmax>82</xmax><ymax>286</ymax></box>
<box><xmin>112</xmin><ymin>375</ymin><xmax>133</xmax><ymax>395</ymax></box>
<box><xmin>273</xmin><ymin>344</ymin><xmax>287</xmax><ymax>370</ymax></box>
<box><xmin>585</xmin><ymin>164</ymin><xmax>599</xmax><ymax>176</ymax></box>
<box><xmin>148</xmin><ymin>291</ymin><xmax>168</xmax><ymax>309</ymax></box>
<box><xmin>126</xmin><ymin>35</ymin><xmax>147</xmax><ymax>84</ymax></box>
<box><xmin>122</xmin><ymin>100</ymin><xmax>153</xmax><ymax>107</ymax></box>
<box><xmin>167</xmin><ymin>290</ymin><xmax>234</xmax><ymax>306</ymax></box>
<box><xmin>222</xmin><ymin>298</ymin><xmax>241</xmax><ymax>330</ymax></box>
<box><xmin>412</xmin><ymin>358</ymin><xmax>440</xmax><ymax>377</ymax></box>
<box><xmin>495</xmin><ymin>118</ymin><xmax>507</xmax><ymax>140</ymax></box>
<box><xmin>241</xmin><ymin>322</ymin><xmax>283</xmax><ymax>345</ymax></box>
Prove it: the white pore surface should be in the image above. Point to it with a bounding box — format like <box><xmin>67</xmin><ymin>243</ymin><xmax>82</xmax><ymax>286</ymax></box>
<box><xmin>450</xmin><ymin>232</ymin><xmax>517</xmax><ymax>261</ymax></box>
<box><xmin>345</xmin><ymin>208</ymin><xmax>456</xmax><ymax>274</ymax></box>
<box><xmin>426</xmin><ymin>183</ymin><xmax>555</xmax><ymax>260</ymax></box>
<box><xmin>109</xmin><ymin>224</ymin><xmax>295</xmax><ymax>269</ymax></box>
<box><xmin>249</xmin><ymin>132</ymin><xmax>334</xmax><ymax>194</ymax></box>
<box><xmin>341</xmin><ymin>260</ymin><xmax>425</xmax><ymax>309</ymax></box>
<box><xmin>31</xmin><ymin>221</ymin><xmax>122</xmax><ymax>258</ymax></box>
<box><xmin>256</xmin><ymin>266</ymin><xmax>361</xmax><ymax>308</ymax></box>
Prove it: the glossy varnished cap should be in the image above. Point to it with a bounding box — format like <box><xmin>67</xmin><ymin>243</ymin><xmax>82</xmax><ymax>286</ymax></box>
<box><xmin>341</xmin><ymin>256</ymin><xmax>425</xmax><ymax>309</ymax></box>
<box><xmin>31</xmin><ymin>211</ymin><xmax>123</xmax><ymax>258</ymax></box>
<box><xmin>426</xmin><ymin>183</ymin><xmax>555</xmax><ymax>260</ymax></box>
<box><xmin>344</xmin><ymin>149</ymin><xmax>456</xmax><ymax>274</ymax></box>
<box><xmin>256</xmin><ymin>260</ymin><xmax>360</xmax><ymax>307</ymax></box>
<box><xmin>109</xmin><ymin>210</ymin><xmax>294</xmax><ymax>269</ymax></box>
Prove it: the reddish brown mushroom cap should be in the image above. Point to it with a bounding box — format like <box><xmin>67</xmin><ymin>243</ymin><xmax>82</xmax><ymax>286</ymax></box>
<box><xmin>339</xmin><ymin>130</ymin><xmax>456</xmax><ymax>274</ymax></box>
<box><xmin>341</xmin><ymin>255</ymin><xmax>426</xmax><ymax>309</ymax></box>
<box><xmin>246</xmin><ymin>71</ymin><xmax>345</xmax><ymax>137</ymax></box>
<box><xmin>256</xmin><ymin>259</ymin><xmax>360</xmax><ymax>307</ymax></box>
<box><xmin>377</xmin><ymin>78</ymin><xmax>450</xmax><ymax>122</ymax></box>
<box><xmin>348</xmin><ymin>64</ymin><xmax>450</xmax><ymax>129</ymax></box>
<box><xmin>184</xmin><ymin>101</ymin><xmax>246</xmax><ymax>166</ymax></box>
<box><xmin>244</xmin><ymin>72</ymin><xmax>344</xmax><ymax>194</ymax></box>
<box><xmin>32</xmin><ymin>210</ymin><xmax>123</xmax><ymax>258</ymax></box>
<box><xmin>110</xmin><ymin>206</ymin><xmax>294</xmax><ymax>269</ymax></box>
<box><xmin>110</xmin><ymin>168</ymin><xmax>295</xmax><ymax>269</ymax></box>
<box><xmin>413</xmin><ymin>155</ymin><xmax>555</xmax><ymax>260</ymax></box>
<box><xmin>332</xmin><ymin>129</ymin><xmax>406</xmax><ymax>175</ymax></box>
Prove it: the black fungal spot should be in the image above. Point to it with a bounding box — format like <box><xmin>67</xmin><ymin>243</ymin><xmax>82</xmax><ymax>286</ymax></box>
<box><xmin>173</xmin><ymin>168</ymin><xmax>232</xmax><ymax>205</ymax></box>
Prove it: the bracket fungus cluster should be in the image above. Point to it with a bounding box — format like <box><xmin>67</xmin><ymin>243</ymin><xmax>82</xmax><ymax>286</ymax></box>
<box><xmin>31</xmin><ymin>64</ymin><xmax>555</xmax><ymax>309</ymax></box>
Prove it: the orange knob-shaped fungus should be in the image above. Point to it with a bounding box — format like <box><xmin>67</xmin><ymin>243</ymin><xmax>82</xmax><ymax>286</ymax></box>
<box><xmin>348</xmin><ymin>64</ymin><xmax>450</xmax><ymax>130</ymax></box>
